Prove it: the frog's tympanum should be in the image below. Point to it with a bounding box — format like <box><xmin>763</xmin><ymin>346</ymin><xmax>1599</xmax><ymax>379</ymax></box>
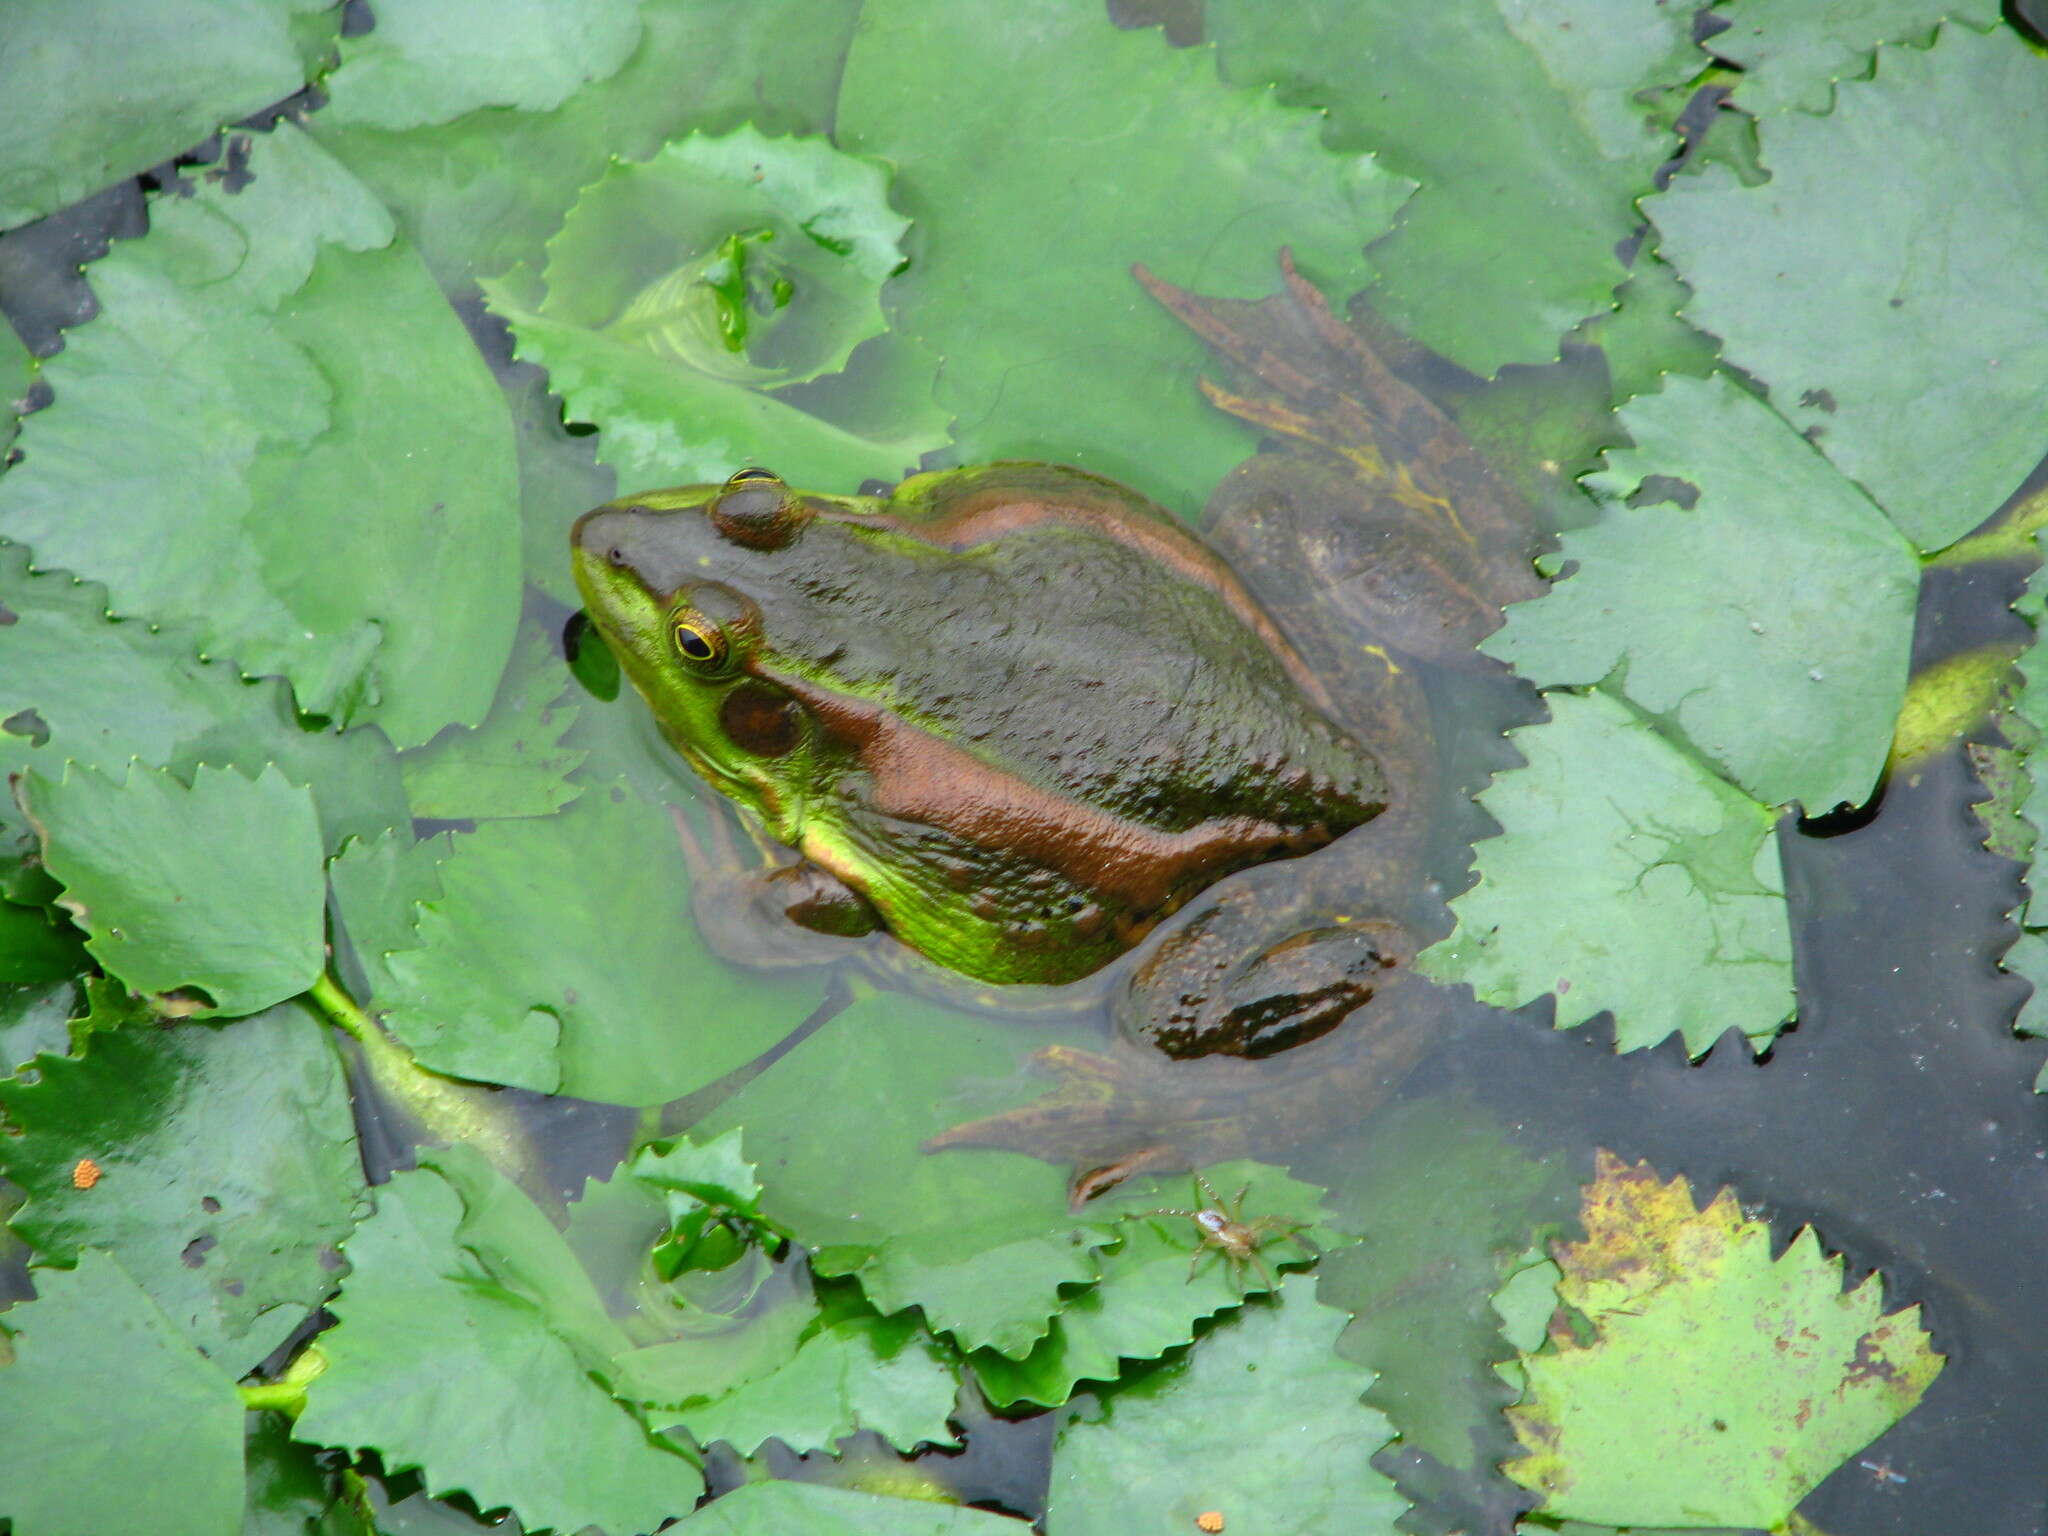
<box><xmin>574</xmin><ymin>249</ymin><xmax>1543</xmax><ymax>1190</ymax></box>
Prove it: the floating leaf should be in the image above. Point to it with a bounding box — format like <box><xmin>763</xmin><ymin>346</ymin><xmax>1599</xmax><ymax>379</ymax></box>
<box><xmin>0</xmin><ymin>123</ymin><xmax>521</xmax><ymax>747</ymax></box>
<box><xmin>296</xmin><ymin>1165</ymin><xmax>704</xmax><ymax>1536</ymax></box>
<box><xmin>1707</xmin><ymin>0</ymin><xmax>2001</xmax><ymax>115</ymax></box>
<box><xmin>0</xmin><ymin>1003</ymin><xmax>366</xmax><ymax>1374</ymax></box>
<box><xmin>318</xmin><ymin>0</ymin><xmax>642</xmax><ymax>129</ymax></box>
<box><xmin>21</xmin><ymin>761</ymin><xmax>324</xmax><ymax>1016</ymax></box>
<box><xmin>325</xmin><ymin>827</ymin><xmax>448</xmax><ymax>1005</ymax></box>
<box><xmin>1046</xmin><ymin>1276</ymin><xmax>1404</xmax><ymax>1536</ymax></box>
<box><xmin>541</xmin><ymin>127</ymin><xmax>908</xmax><ymax>388</ymax></box>
<box><xmin>1486</xmin><ymin>373</ymin><xmax>1920</xmax><ymax>813</ymax></box>
<box><xmin>0</xmin><ymin>1250</ymin><xmax>244</xmax><ymax>1536</ymax></box>
<box><xmin>0</xmin><ymin>0</ymin><xmax>338</xmax><ymax>231</ymax></box>
<box><xmin>312</xmin><ymin>0</ymin><xmax>860</xmax><ymax>290</ymax></box>
<box><xmin>0</xmin><ymin>548</ymin><xmax>407</xmax><ymax>856</ymax></box>
<box><xmin>1505</xmin><ymin>1152</ymin><xmax>1944</xmax><ymax>1528</ymax></box>
<box><xmin>1418</xmin><ymin>689</ymin><xmax>1794</xmax><ymax>1056</ymax></box>
<box><xmin>1207</xmin><ymin>0</ymin><xmax>1696</xmax><ymax>377</ymax></box>
<box><xmin>397</xmin><ymin>619</ymin><xmax>586</xmax><ymax>822</ymax></box>
<box><xmin>379</xmin><ymin>783</ymin><xmax>826</xmax><ymax>1102</ymax></box>
<box><xmin>1647</xmin><ymin>23</ymin><xmax>2048</xmax><ymax>551</ymax></box>
<box><xmin>836</xmin><ymin>0</ymin><xmax>1413</xmax><ymax>515</ymax></box>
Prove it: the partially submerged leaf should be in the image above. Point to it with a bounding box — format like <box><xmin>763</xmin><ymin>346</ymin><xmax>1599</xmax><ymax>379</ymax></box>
<box><xmin>1505</xmin><ymin>1152</ymin><xmax>1944</xmax><ymax>1529</ymax></box>
<box><xmin>0</xmin><ymin>1002</ymin><xmax>367</xmax><ymax>1374</ymax></box>
<box><xmin>1648</xmin><ymin>22</ymin><xmax>2048</xmax><ymax>551</ymax></box>
<box><xmin>1418</xmin><ymin>689</ymin><xmax>1794</xmax><ymax>1056</ymax></box>
<box><xmin>1046</xmin><ymin>1276</ymin><xmax>1404</xmax><ymax>1536</ymax></box>
<box><xmin>0</xmin><ymin>1250</ymin><xmax>245</xmax><ymax>1536</ymax></box>
<box><xmin>1486</xmin><ymin>373</ymin><xmax>1920</xmax><ymax>813</ymax></box>
<box><xmin>21</xmin><ymin>761</ymin><xmax>324</xmax><ymax>1016</ymax></box>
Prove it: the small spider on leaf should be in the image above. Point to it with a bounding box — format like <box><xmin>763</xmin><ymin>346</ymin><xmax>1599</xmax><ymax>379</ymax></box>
<box><xmin>1125</xmin><ymin>1172</ymin><xmax>1319</xmax><ymax>1293</ymax></box>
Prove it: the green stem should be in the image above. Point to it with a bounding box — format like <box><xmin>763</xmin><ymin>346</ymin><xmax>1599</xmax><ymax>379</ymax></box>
<box><xmin>307</xmin><ymin>969</ymin><xmax>537</xmax><ymax>1187</ymax></box>
<box><xmin>238</xmin><ymin>1344</ymin><xmax>327</xmax><ymax>1417</ymax></box>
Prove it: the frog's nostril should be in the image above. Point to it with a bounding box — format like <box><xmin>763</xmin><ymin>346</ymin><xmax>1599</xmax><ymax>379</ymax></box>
<box><xmin>608</xmin><ymin>547</ymin><xmax>626</xmax><ymax>565</ymax></box>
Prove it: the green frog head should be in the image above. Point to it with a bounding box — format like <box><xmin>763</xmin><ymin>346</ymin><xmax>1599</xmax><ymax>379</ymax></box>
<box><xmin>572</xmin><ymin>461</ymin><xmax>1386</xmax><ymax>986</ymax></box>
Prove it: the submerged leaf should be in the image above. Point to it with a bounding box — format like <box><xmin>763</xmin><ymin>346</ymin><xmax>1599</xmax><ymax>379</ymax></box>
<box><xmin>1486</xmin><ymin>373</ymin><xmax>1919</xmax><ymax>813</ymax></box>
<box><xmin>675</xmin><ymin>1482</ymin><xmax>1028</xmax><ymax>1534</ymax></box>
<box><xmin>1505</xmin><ymin>1152</ymin><xmax>1943</xmax><ymax>1528</ymax></box>
<box><xmin>1648</xmin><ymin>22</ymin><xmax>2048</xmax><ymax>551</ymax></box>
<box><xmin>0</xmin><ymin>1003</ymin><xmax>366</xmax><ymax>1374</ymax></box>
<box><xmin>1418</xmin><ymin>689</ymin><xmax>1794</xmax><ymax>1056</ymax></box>
<box><xmin>1046</xmin><ymin>1276</ymin><xmax>1404</xmax><ymax>1536</ymax></box>
<box><xmin>20</xmin><ymin>761</ymin><xmax>324</xmax><ymax>1017</ymax></box>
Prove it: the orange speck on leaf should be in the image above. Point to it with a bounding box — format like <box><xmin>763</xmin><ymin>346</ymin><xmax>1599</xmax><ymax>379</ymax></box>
<box><xmin>1195</xmin><ymin>1513</ymin><xmax>1225</xmax><ymax>1533</ymax></box>
<box><xmin>71</xmin><ymin>1157</ymin><xmax>101</xmax><ymax>1190</ymax></box>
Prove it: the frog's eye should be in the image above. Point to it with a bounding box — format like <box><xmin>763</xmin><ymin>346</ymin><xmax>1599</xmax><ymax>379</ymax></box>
<box><xmin>670</xmin><ymin>613</ymin><xmax>728</xmax><ymax>670</ymax></box>
<box><xmin>726</xmin><ymin>466</ymin><xmax>780</xmax><ymax>487</ymax></box>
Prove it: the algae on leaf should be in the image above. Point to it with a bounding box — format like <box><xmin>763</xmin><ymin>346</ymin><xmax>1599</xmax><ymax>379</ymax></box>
<box><xmin>0</xmin><ymin>0</ymin><xmax>339</xmax><ymax>231</ymax></box>
<box><xmin>1207</xmin><ymin>0</ymin><xmax>1697</xmax><ymax>378</ymax></box>
<box><xmin>1046</xmin><ymin>1276</ymin><xmax>1404</xmax><ymax>1536</ymax></box>
<box><xmin>20</xmin><ymin>761</ymin><xmax>325</xmax><ymax>1017</ymax></box>
<box><xmin>1486</xmin><ymin>373</ymin><xmax>1919</xmax><ymax>813</ymax></box>
<box><xmin>0</xmin><ymin>124</ymin><xmax>522</xmax><ymax>748</ymax></box>
<box><xmin>836</xmin><ymin>0</ymin><xmax>1413</xmax><ymax>517</ymax></box>
<box><xmin>0</xmin><ymin>1003</ymin><xmax>367</xmax><ymax>1375</ymax></box>
<box><xmin>1648</xmin><ymin>22</ymin><xmax>2048</xmax><ymax>552</ymax></box>
<box><xmin>1419</xmin><ymin>689</ymin><xmax>1794</xmax><ymax>1057</ymax></box>
<box><xmin>1505</xmin><ymin>1152</ymin><xmax>1943</xmax><ymax>1529</ymax></box>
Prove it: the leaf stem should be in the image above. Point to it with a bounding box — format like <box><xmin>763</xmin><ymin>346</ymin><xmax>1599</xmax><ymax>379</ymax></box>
<box><xmin>307</xmin><ymin>969</ymin><xmax>537</xmax><ymax>1187</ymax></box>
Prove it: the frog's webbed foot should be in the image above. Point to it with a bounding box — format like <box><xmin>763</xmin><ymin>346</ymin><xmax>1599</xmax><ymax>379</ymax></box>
<box><xmin>668</xmin><ymin>803</ymin><xmax>877</xmax><ymax>970</ymax></box>
<box><xmin>923</xmin><ymin>976</ymin><xmax>1439</xmax><ymax>1208</ymax></box>
<box><xmin>1135</xmin><ymin>250</ymin><xmax>1545</xmax><ymax>659</ymax></box>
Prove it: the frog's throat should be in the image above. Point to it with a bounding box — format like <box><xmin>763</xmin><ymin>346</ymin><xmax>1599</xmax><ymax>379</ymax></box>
<box><xmin>763</xmin><ymin>664</ymin><xmax>1361</xmax><ymax>921</ymax></box>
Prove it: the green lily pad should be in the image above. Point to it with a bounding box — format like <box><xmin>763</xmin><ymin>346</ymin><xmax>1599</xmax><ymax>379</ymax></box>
<box><xmin>1707</xmin><ymin>0</ymin><xmax>2000</xmax><ymax>115</ymax></box>
<box><xmin>0</xmin><ymin>549</ymin><xmax>407</xmax><ymax>857</ymax></box>
<box><xmin>1046</xmin><ymin>1276</ymin><xmax>1404</xmax><ymax>1536</ymax></box>
<box><xmin>693</xmin><ymin>989</ymin><xmax>1115</xmax><ymax>1359</ymax></box>
<box><xmin>318</xmin><ymin>0</ymin><xmax>641</xmax><ymax>128</ymax></box>
<box><xmin>0</xmin><ymin>1002</ymin><xmax>365</xmax><ymax>1373</ymax></box>
<box><xmin>20</xmin><ymin>761</ymin><xmax>324</xmax><ymax>1017</ymax></box>
<box><xmin>296</xmin><ymin>1164</ymin><xmax>705</xmax><ymax>1536</ymax></box>
<box><xmin>971</xmin><ymin>1160</ymin><xmax>1344</xmax><ymax>1410</ymax></box>
<box><xmin>380</xmin><ymin>782</ymin><xmax>826</xmax><ymax>1102</ymax></box>
<box><xmin>397</xmin><ymin>619</ymin><xmax>586</xmax><ymax>822</ymax></box>
<box><xmin>0</xmin><ymin>123</ymin><xmax>522</xmax><ymax>748</ymax></box>
<box><xmin>1</xmin><ymin>319</ymin><xmax>30</xmax><ymax>460</ymax></box>
<box><xmin>1485</xmin><ymin>372</ymin><xmax>1920</xmax><ymax>813</ymax></box>
<box><xmin>505</xmin><ymin>363</ymin><xmax>617</xmax><ymax>607</ymax></box>
<box><xmin>1647</xmin><ymin>22</ymin><xmax>2048</xmax><ymax>552</ymax></box>
<box><xmin>313</xmin><ymin>0</ymin><xmax>860</xmax><ymax>292</ymax></box>
<box><xmin>836</xmin><ymin>0</ymin><xmax>1413</xmax><ymax>517</ymax></box>
<box><xmin>0</xmin><ymin>0</ymin><xmax>338</xmax><ymax>231</ymax></box>
<box><xmin>0</xmin><ymin>978</ymin><xmax>77</xmax><ymax>1071</ymax></box>
<box><xmin>1418</xmin><ymin>689</ymin><xmax>1795</xmax><ymax>1057</ymax></box>
<box><xmin>675</xmin><ymin>1482</ymin><xmax>1029</xmax><ymax>1535</ymax></box>
<box><xmin>1206</xmin><ymin>0</ymin><xmax>1696</xmax><ymax>378</ymax></box>
<box><xmin>1505</xmin><ymin>1152</ymin><xmax>1944</xmax><ymax>1528</ymax></box>
<box><xmin>542</xmin><ymin>126</ymin><xmax>908</xmax><ymax>388</ymax></box>
<box><xmin>326</xmin><ymin>827</ymin><xmax>448</xmax><ymax>1005</ymax></box>
<box><xmin>0</xmin><ymin>1249</ymin><xmax>244</xmax><ymax>1536</ymax></box>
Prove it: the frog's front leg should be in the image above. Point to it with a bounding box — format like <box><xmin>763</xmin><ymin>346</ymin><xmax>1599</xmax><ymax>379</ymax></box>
<box><xmin>667</xmin><ymin>803</ymin><xmax>877</xmax><ymax>968</ymax></box>
<box><xmin>764</xmin><ymin>859</ymin><xmax>881</xmax><ymax>937</ymax></box>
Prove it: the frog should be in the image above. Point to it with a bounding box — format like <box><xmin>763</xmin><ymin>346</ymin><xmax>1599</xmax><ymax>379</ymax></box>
<box><xmin>571</xmin><ymin>249</ymin><xmax>1543</xmax><ymax>1191</ymax></box>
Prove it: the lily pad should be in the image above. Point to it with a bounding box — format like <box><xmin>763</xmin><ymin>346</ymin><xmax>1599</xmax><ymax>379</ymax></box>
<box><xmin>541</xmin><ymin>127</ymin><xmax>908</xmax><ymax>388</ymax></box>
<box><xmin>836</xmin><ymin>0</ymin><xmax>1413</xmax><ymax>516</ymax></box>
<box><xmin>0</xmin><ymin>0</ymin><xmax>338</xmax><ymax>231</ymax></box>
<box><xmin>0</xmin><ymin>1253</ymin><xmax>245</xmax><ymax>1536</ymax></box>
<box><xmin>0</xmin><ymin>123</ymin><xmax>522</xmax><ymax>748</ymax></box>
<box><xmin>1706</xmin><ymin>0</ymin><xmax>2001</xmax><ymax>115</ymax></box>
<box><xmin>1505</xmin><ymin>1152</ymin><xmax>1944</xmax><ymax>1529</ymax></box>
<box><xmin>325</xmin><ymin>827</ymin><xmax>448</xmax><ymax>1005</ymax></box>
<box><xmin>1647</xmin><ymin>22</ymin><xmax>2048</xmax><ymax>552</ymax></box>
<box><xmin>1485</xmin><ymin>372</ymin><xmax>1920</xmax><ymax>813</ymax></box>
<box><xmin>0</xmin><ymin>1002</ymin><xmax>366</xmax><ymax>1374</ymax></box>
<box><xmin>19</xmin><ymin>761</ymin><xmax>324</xmax><ymax>1017</ymax></box>
<box><xmin>675</xmin><ymin>1482</ymin><xmax>1029</xmax><ymax>1535</ymax></box>
<box><xmin>0</xmin><ymin>548</ymin><xmax>407</xmax><ymax>856</ymax></box>
<box><xmin>296</xmin><ymin>1164</ymin><xmax>705</xmax><ymax>1536</ymax></box>
<box><xmin>317</xmin><ymin>0</ymin><xmax>642</xmax><ymax>129</ymax></box>
<box><xmin>1206</xmin><ymin>0</ymin><xmax>1697</xmax><ymax>377</ymax></box>
<box><xmin>1418</xmin><ymin>689</ymin><xmax>1795</xmax><ymax>1057</ymax></box>
<box><xmin>397</xmin><ymin>619</ymin><xmax>586</xmax><ymax>822</ymax></box>
<box><xmin>379</xmin><ymin>782</ymin><xmax>826</xmax><ymax>1102</ymax></box>
<box><xmin>1046</xmin><ymin>1276</ymin><xmax>1405</xmax><ymax>1536</ymax></box>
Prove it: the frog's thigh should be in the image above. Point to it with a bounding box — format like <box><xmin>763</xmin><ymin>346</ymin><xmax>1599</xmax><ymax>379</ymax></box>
<box><xmin>768</xmin><ymin>860</ymin><xmax>881</xmax><ymax>937</ymax></box>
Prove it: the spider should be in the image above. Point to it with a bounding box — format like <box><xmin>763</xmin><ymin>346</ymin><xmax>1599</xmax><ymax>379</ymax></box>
<box><xmin>1125</xmin><ymin>1173</ymin><xmax>1317</xmax><ymax>1293</ymax></box>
